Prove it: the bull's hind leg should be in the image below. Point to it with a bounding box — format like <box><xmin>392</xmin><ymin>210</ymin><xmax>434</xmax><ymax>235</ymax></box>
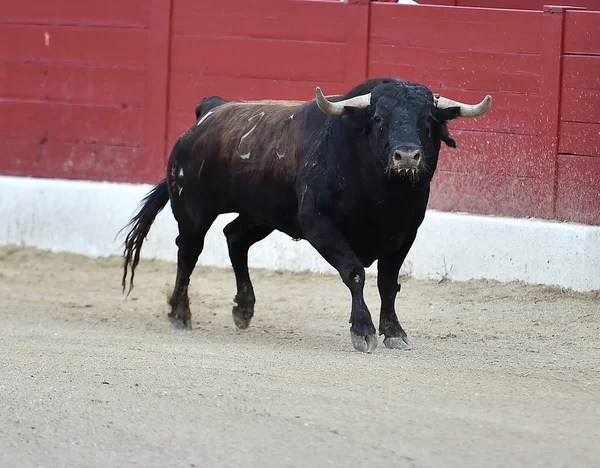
<box><xmin>168</xmin><ymin>213</ymin><xmax>217</xmax><ymax>329</ymax></box>
<box><xmin>223</xmin><ymin>216</ymin><xmax>273</xmax><ymax>329</ymax></box>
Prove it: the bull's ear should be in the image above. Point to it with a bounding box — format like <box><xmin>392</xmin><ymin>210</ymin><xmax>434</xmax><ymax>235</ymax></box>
<box><xmin>439</xmin><ymin>121</ymin><xmax>457</xmax><ymax>148</ymax></box>
<box><xmin>442</xmin><ymin>133</ymin><xmax>457</xmax><ymax>148</ymax></box>
<box><xmin>436</xmin><ymin>106</ymin><xmax>461</xmax><ymax>122</ymax></box>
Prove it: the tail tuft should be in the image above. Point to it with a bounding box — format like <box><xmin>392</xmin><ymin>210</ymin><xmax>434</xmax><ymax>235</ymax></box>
<box><xmin>119</xmin><ymin>179</ymin><xmax>170</xmax><ymax>294</ymax></box>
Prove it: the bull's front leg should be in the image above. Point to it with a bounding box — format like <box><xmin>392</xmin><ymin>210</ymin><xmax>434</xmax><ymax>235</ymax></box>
<box><xmin>376</xmin><ymin>232</ymin><xmax>418</xmax><ymax>350</ymax></box>
<box><xmin>298</xmin><ymin>206</ymin><xmax>377</xmax><ymax>353</ymax></box>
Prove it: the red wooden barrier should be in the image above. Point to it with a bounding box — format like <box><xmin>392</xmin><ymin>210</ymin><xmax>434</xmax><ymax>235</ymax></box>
<box><xmin>556</xmin><ymin>9</ymin><xmax>600</xmax><ymax>224</ymax></box>
<box><xmin>0</xmin><ymin>0</ymin><xmax>598</xmax><ymax>224</ymax></box>
<box><xmin>369</xmin><ymin>3</ymin><xmax>551</xmax><ymax>218</ymax></box>
<box><xmin>0</xmin><ymin>0</ymin><xmax>168</xmax><ymax>183</ymax></box>
<box><xmin>166</xmin><ymin>0</ymin><xmax>369</xmax><ymax>148</ymax></box>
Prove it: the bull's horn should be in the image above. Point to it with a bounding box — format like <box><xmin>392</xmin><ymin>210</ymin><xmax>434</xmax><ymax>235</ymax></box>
<box><xmin>434</xmin><ymin>93</ymin><xmax>492</xmax><ymax>118</ymax></box>
<box><xmin>315</xmin><ymin>87</ymin><xmax>371</xmax><ymax>116</ymax></box>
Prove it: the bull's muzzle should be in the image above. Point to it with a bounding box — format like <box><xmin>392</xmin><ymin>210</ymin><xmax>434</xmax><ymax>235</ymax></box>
<box><xmin>392</xmin><ymin>146</ymin><xmax>422</xmax><ymax>170</ymax></box>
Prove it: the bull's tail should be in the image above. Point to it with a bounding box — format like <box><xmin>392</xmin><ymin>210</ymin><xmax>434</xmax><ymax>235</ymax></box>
<box><xmin>119</xmin><ymin>179</ymin><xmax>170</xmax><ymax>294</ymax></box>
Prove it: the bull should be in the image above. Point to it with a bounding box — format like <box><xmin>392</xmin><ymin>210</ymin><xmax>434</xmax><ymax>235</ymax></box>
<box><xmin>121</xmin><ymin>77</ymin><xmax>491</xmax><ymax>353</ymax></box>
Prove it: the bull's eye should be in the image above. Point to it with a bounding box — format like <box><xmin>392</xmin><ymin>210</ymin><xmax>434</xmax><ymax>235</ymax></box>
<box><xmin>421</xmin><ymin>117</ymin><xmax>433</xmax><ymax>138</ymax></box>
<box><xmin>373</xmin><ymin>115</ymin><xmax>383</xmax><ymax>124</ymax></box>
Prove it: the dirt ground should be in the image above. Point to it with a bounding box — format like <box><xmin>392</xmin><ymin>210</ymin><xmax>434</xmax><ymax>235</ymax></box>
<box><xmin>0</xmin><ymin>245</ymin><xmax>599</xmax><ymax>468</ymax></box>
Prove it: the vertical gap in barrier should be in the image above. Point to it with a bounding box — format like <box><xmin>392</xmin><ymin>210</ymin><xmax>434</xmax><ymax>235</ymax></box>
<box><xmin>345</xmin><ymin>0</ymin><xmax>371</xmax><ymax>87</ymax></box>
<box><xmin>540</xmin><ymin>5</ymin><xmax>566</xmax><ymax>220</ymax></box>
<box><xmin>146</xmin><ymin>0</ymin><xmax>173</xmax><ymax>182</ymax></box>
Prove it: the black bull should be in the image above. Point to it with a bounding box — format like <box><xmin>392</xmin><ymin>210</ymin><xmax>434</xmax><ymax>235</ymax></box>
<box><xmin>121</xmin><ymin>77</ymin><xmax>492</xmax><ymax>353</ymax></box>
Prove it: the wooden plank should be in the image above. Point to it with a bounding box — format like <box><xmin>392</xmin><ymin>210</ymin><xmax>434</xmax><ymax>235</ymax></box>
<box><xmin>0</xmin><ymin>102</ymin><xmax>47</xmax><ymax>140</ymax></box>
<box><xmin>559</xmin><ymin>122</ymin><xmax>600</xmax><ymax>157</ymax></box>
<box><xmin>420</xmin><ymin>1</ymin><xmax>456</xmax><ymax>5</ymax></box>
<box><xmin>453</xmin><ymin>0</ymin><xmax>600</xmax><ymax>9</ymax></box>
<box><xmin>370</xmin><ymin>4</ymin><xmax>542</xmax><ymax>54</ymax></box>
<box><xmin>170</xmin><ymin>36</ymin><xmax>346</xmax><ymax>82</ymax></box>
<box><xmin>0</xmin><ymin>139</ymin><xmax>41</xmax><ymax>175</ymax></box>
<box><xmin>556</xmin><ymin>155</ymin><xmax>600</xmax><ymax>225</ymax></box>
<box><xmin>368</xmin><ymin>45</ymin><xmax>540</xmax><ymax>93</ymax></box>
<box><xmin>172</xmin><ymin>0</ymin><xmax>346</xmax><ymax>43</ymax></box>
<box><xmin>561</xmin><ymin>88</ymin><xmax>600</xmax><ymax>124</ymax></box>
<box><xmin>457</xmin><ymin>0</ymin><xmax>543</xmax><ymax>8</ymax></box>
<box><xmin>562</xmin><ymin>55</ymin><xmax>600</xmax><ymax>90</ymax></box>
<box><xmin>42</xmin><ymin>141</ymin><xmax>155</xmax><ymax>183</ymax></box>
<box><xmin>437</xmin><ymin>131</ymin><xmax>552</xmax><ymax>178</ymax></box>
<box><xmin>0</xmin><ymin>62</ymin><xmax>147</xmax><ymax>106</ymax></box>
<box><xmin>429</xmin><ymin>171</ymin><xmax>554</xmax><ymax>219</ymax></box>
<box><xmin>563</xmin><ymin>10</ymin><xmax>600</xmax><ymax>55</ymax></box>
<box><xmin>0</xmin><ymin>138</ymin><xmax>156</xmax><ymax>183</ymax></box>
<box><xmin>0</xmin><ymin>101</ymin><xmax>146</xmax><ymax>146</ymax></box>
<box><xmin>0</xmin><ymin>25</ymin><xmax>148</xmax><ymax>67</ymax></box>
<box><xmin>0</xmin><ymin>0</ymin><xmax>151</xmax><ymax>28</ymax></box>
<box><xmin>168</xmin><ymin>73</ymin><xmax>338</xmax><ymax>111</ymax></box>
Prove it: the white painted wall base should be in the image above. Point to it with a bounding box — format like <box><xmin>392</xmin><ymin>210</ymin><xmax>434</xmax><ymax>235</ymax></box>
<box><xmin>1</xmin><ymin>175</ymin><xmax>599</xmax><ymax>292</ymax></box>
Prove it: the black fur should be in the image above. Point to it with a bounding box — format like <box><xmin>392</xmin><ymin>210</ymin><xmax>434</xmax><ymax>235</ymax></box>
<box><xmin>119</xmin><ymin>77</ymin><xmax>486</xmax><ymax>352</ymax></box>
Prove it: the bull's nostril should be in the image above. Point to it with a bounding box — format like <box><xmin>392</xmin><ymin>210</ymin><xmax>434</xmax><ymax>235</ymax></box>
<box><xmin>413</xmin><ymin>152</ymin><xmax>421</xmax><ymax>162</ymax></box>
<box><xmin>394</xmin><ymin>150</ymin><xmax>402</xmax><ymax>161</ymax></box>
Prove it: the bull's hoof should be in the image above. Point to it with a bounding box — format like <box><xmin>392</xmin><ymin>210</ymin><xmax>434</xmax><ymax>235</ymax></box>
<box><xmin>383</xmin><ymin>336</ymin><xmax>412</xmax><ymax>350</ymax></box>
<box><xmin>232</xmin><ymin>305</ymin><xmax>253</xmax><ymax>330</ymax></box>
<box><xmin>350</xmin><ymin>331</ymin><xmax>378</xmax><ymax>353</ymax></box>
<box><xmin>168</xmin><ymin>312</ymin><xmax>192</xmax><ymax>330</ymax></box>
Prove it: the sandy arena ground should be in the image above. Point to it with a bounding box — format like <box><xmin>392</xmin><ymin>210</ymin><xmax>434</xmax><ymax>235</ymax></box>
<box><xmin>0</xmin><ymin>245</ymin><xmax>599</xmax><ymax>468</ymax></box>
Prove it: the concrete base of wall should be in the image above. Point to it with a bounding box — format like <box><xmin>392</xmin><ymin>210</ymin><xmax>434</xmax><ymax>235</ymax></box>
<box><xmin>1</xmin><ymin>175</ymin><xmax>599</xmax><ymax>291</ymax></box>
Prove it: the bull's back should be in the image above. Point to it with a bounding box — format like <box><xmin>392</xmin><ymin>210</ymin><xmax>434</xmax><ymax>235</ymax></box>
<box><xmin>195</xmin><ymin>101</ymin><xmax>307</xmax><ymax>181</ymax></box>
<box><xmin>186</xmin><ymin>101</ymin><xmax>314</xmax><ymax>237</ymax></box>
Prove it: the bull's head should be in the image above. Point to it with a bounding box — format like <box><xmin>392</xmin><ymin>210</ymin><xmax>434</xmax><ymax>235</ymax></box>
<box><xmin>314</xmin><ymin>82</ymin><xmax>491</xmax><ymax>185</ymax></box>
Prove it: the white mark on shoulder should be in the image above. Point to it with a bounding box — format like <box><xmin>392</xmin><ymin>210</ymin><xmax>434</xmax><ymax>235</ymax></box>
<box><xmin>288</xmin><ymin>114</ymin><xmax>294</xmax><ymax>120</ymax></box>
<box><xmin>178</xmin><ymin>167</ymin><xmax>184</xmax><ymax>178</ymax></box>
<box><xmin>178</xmin><ymin>186</ymin><xmax>183</xmax><ymax>196</ymax></box>
<box><xmin>238</xmin><ymin>112</ymin><xmax>265</xmax><ymax>159</ymax></box>
<box><xmin>196</xmin><ymin>111</ymin><xmax>214</xmax><ymax>126</ymax></box>
<box><xmin>276</xmin><ymin>150</ymin><xmax>285</xmax><ymax>159</ymax></box>
<box><xmin>44</xmin><ymin>32</ymin><xmax>50</xmax><ymax>47</ymax></box>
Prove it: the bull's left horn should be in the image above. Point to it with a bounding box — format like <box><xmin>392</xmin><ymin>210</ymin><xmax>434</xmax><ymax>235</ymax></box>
<box><xmin>434</xmin><ymin>93</ymin><xmax>492</xmax><ymax>118</ymax></box>
<box><xmin>315</xmin><ymin>87</ymin><xmax>371</xmax><ymax>116</ymax></box>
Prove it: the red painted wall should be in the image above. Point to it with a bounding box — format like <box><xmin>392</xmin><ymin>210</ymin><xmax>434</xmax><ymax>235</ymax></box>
<box><xmin>1</xmin><ymin>0</ymin><xmax>598</xmax><ymax>224</ymax></box>
<box><xmin>0</xmin><ymin>0</ymin><xmax>170</xmax><ymax>183</ymax></box>
<box><xmin>369</xmin><ymin>4</ymin><xmax>550</xmax><ymax>219</ymax></box>
<box><xmin>167</xmin><ymin>0</ymin><xmax>369</xmax><ymax>147</ymax></box>
<box><xmin>555</xmin><ymin>10</ymin><xmax>600</xmax><ymax>224</ymax></box>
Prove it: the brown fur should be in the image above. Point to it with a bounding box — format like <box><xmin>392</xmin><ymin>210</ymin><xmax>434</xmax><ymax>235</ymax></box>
<box><xmin>187</xmin><ymin>100</ymin><xmax>307</xmax><ymax>184</ymax></box>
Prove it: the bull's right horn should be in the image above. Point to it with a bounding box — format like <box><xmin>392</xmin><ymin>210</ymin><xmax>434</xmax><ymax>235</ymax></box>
<box><xmin>315</xmin><ymin>87</ymin><xmax>371</xmax><ymax>116</ymax></box>
<box><xmin>434</xmin><ymin>93</ymin><xmax>492</xmax><ymax>118</ymax></box>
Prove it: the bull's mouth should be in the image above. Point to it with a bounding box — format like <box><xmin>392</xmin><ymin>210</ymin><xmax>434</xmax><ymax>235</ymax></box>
<box><xmin>388</xmin><ymin>164</ymin><xmax>422</xmax><ymax>183</ymax></box>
